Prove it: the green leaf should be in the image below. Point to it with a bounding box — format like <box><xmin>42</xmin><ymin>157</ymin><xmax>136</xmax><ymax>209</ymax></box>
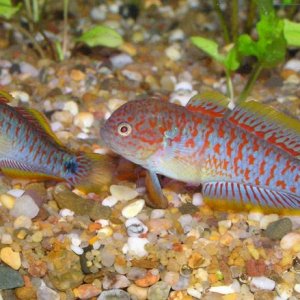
<box><xmin>0</xmin><ymin>0</ymin><xmax>21</xmax><ymax>19</ymax></box>
<box><xmin>76</xmin><ymin>25</ymin><xmax>123</xmax><ymax>48</ymax></box>
<box><xmin>190</xmin><ymin>36</ymin><xmax>225</xmax><ymax>64</ymax></box>
<box><xmin>283</xmin><ymin>19</ymin><xmax>300</xmax><ymax>46</ymax></box>
<box><xmin>256</xmin><ymin>0</ymin><xmax>275</xmax><ymax>18</ymax></box>
<box><xmin>223</xmin><ymin>46</ymin><xmax>240</xmax><ymax>71</ymax></box>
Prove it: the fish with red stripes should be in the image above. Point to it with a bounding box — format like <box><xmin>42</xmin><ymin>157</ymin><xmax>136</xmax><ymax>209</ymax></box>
<box><xmin>101</xmin><ymin>91</ymin><xmax>300</xmax><ymax>212</ymax></box>
<box><xmin>0</xmin><ymin>91</ymin><xmax>115</xmax><ymax>193</ymax></box>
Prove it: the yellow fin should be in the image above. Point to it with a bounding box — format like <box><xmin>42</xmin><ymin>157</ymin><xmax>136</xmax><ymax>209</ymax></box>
<box><xmin>1</xmin><ymin>167</ymin><xmax>64</xmax><ymax>181</ymax></box>
<box><xmin>16</xmin><ymin>107</ymin><xmax>66</xmax><ymax>149</ymax></box>
<box><xmin>0</xmin><ymin>90</ymin><xmax>13</xmax><ymax>103</ymax></box>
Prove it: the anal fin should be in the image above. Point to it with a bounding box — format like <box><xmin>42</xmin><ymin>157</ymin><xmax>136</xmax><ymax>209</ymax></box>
<box><xmin>202</xmin><ymin>181</ymin><xmax>300</xmax><ymax>214</ymax></box>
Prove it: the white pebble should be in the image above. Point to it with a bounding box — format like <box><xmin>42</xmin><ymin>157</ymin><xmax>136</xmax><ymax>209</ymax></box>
<box><xmin>209</xmin><ymin>280</ymin><xmax>240</xmax><ymax>294</ymax></box>
<box><xmin>280</xmin><ymin>232</ymin><xmax>300</xmax><ymax>250</ymax></box>
<box><xmin>110</xmin><ymin>185</ymin><xmax>138</xmax><ymax>201</ymax></box>
<box><xmin>165</xmin><ymin>44</ymin><xmax>182</xmax><ymax>61</ymax></box>
<box><xmin>250</xmin><ymin>276</ymin><xmax>275</xmax><ymax>291</ymax></box>
<box><xmin>10</xmin><ymin>195</ymin><xmax>39</xmax><ymax>219</ymax></box>
<box><xmin>187</xmin><ymin>287</ymin><xmax>202</xmax><ymax>299</ymax></box>
<box><xmin>260</xmin><ymin>214</ymin><xmax>279</xmax><ymax>230</ymax></box>
<box><xmin>10</xmin><ymin>91</ymin><xmax>30</xmax><ymax>103</ymax></box>
<box><xmin>169</xmin><ymin>28</ymin><xmax>185</xmax><ymax>42</ymax></box>
<box><xmin>110</xmin><ymin>53</ymin><xmax>133</xmax><ymax>69</ymax></box>
<box><xmin>1</xmin><ymin>233</ymin><xmax>12</xmax><ymax>244</ymax></box>
<box><xmin>59</xmin><ymin>208</ymin><xmax>75</xmax><ymax>217</ymax></box>
<box><xmin>71</xmin><ymin>244</ymin><xmax>84</xmax><ymax>255</ymax></box>
<box><xmin>150</xmin><ymin>209</ymin><xmax>165</xmax><ymax>219</ymax></box>
<box><xmin>102</xmin><ymin>196</ymin><xmax>118</xmax><ymax>207</ymax></box>
<box><xmin>63</xmin><ymin>100</ymin><xmax>79</xmax><ymax>115</ymax></box>
<box><xmin>248</xmin><ymin>211</ymin><xmax>264</xmax><ymax>222</ymax></box>
<box><xmin>121</xmin><ymin>70</ymin><xmax>143</xmax><ymax>82</ymax></box>
<box><xmin>51</xmin><ymin>121</ymin><xmax>63</xmax><ymax>132</ymax></box>
<box><xmin>96</xmin><ymin>219</ymin><xmax>110</xmax><ymax>227</ymax></box>
<box><xmin>20</xmin><ymin>62</ymin><xmax>39</xmax><ymax>77</ymax></box>
<box><xmin>122</xmin><ymin>199</ymin><xmax>145</xmax><ymax>218</ymax></box>
<box><xmin>71</xmin><ymin>236</ymin><xmax>82</xmax><ymax>247</ymax></box>
<box><xmin>192</xmin><ymin>193</ymin><xmax>204</xmax><ymax>206</ymax></box>
<box><xmin>76</xmin><ymin>132</ymin><xmax>89</xmax><ymax>139</ymax></box>
<box><xmin>13</xmin><ymin>216</ymin><xmax>32</xmax><ymax>229</ymax></box>
<box><xmin>218</xmin><ymin>220</ymin><xmax>232</xmax><ymax>229</ymax></box>
<box><xmin>123</xmin><ymin>237</ymin><xmax>149</xmax><ymax>257</ymax></box>
<box><xmin>294</xmin><ymin>283</ymin><xmax>300</xmax><ymax>293</ymax></box>
<box><xmin>178</xmin><ymin>214</ymin><xmax>194</xmax><ymax>233</ymax></box>
<box><xmin>284</xmin><ymin>59</ymin><xmax>300</xmax><ymax>72</ymax></box>
<box><xmin>74</xmin><ymin>112</ymin><xmax>94</xmax><ymax>129</ymax></box>
<box><xmin>175</xmin><ymin>81</ymin><xmax>193</xmax><ymax>92</ymax></box>
<box><xmin>7</xmin><ymin>189</ymin><xmax>25</xmax><ymax>198</ymax></box>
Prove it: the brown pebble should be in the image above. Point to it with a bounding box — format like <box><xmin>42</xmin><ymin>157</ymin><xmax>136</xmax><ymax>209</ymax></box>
<box><xmin>134</xmin><ymin>270</ymin><xmax>160</xmax><ymax>287</ymax></box>
<box><xmin>15</xmin><ymin>286</ymin><xmax>37</xmax><ymax>300</ymax></box>
<box><xmin>28</xmin><ymin>260</ymin><xmax>48</xmax><ymax>277</ymax></box>
<box><xmin>245</xmin><ymin>259</ymin><xmax>266</xmax><ymax>276</ymax></box>
<box><xmin>70</xmin><ymin>69</ymin><xmax>86</xmax><ymax>81</ymax></box>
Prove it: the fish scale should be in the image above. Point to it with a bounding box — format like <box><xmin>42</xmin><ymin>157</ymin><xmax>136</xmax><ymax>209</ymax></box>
<box><xmin>0</xmin><ymin>91</ymin><xmax>115</xmax><ymax>193</ymax></box>
<box><xmin>101</xmin><ymin>92</ymin><xmax>300</xmax><ymax>212</ymax></box>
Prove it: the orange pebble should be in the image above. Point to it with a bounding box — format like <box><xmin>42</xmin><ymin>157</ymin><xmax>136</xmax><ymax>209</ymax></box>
<box><xmin>134</xmin><ymin>270</ymin><xmax>160</xmax><ymax>287</ymax></box>
<box><xmin>88</xmin><ymin>223</ymin><xmax>101</xmax><ymax>232</ymax></box>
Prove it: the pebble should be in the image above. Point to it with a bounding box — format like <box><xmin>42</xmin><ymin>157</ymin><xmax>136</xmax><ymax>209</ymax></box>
<box><xmin>7</xmin><ymin>189</ymin><xmax>25</xmax><ymax>198</ymax></box>
<box><xmin>31</xmin><ymin>231</ymin><xmax>43</xmax><ymax>243</ymax></box>
<box><xmin>0</xmin><ymin>193</ymin><xmax>15</xmax><ymax>209</ymax></box>
<box><xmin>275</xmin><ymin>282</ymin><xmax>293</xmax><ymax>299</ymax></box>
<box><xmin>280</xmin><ymin>232</ymin><xmax>300</xmax><ymax>250</ymax></box>
<box><xmin>13</xmin><ymin>215</ymin><xmax>32</xmax><ymax>229</ymax></box>
<box><xmin>110</xmin><ymin>185</ymin><xmax>138</xmax><ymax>201</ymax></box>
<box><xmin>150</xmin><ymin>209</ymin><xmax>165</xmax><ymax>219</ymax></box>
<box><xmin>90</xmin><ymin>5</ymin><xmax>107</xmax><ymax>21</ymax></box>
<box><xmin>169</xmin><ymin>29</ymin><xmax>185</xmax><ymax>42</ymax></box>
<box><xmin>15</xmin><ymin>286</ymin><xmax>37</xmax><ymax>300</ymax></box>
<box><xmin>97</xmin><ymin>289</ymin><xmax>131</xmax><ymax>300</ymax></box>
<box><xmin>148</xmin><ymin>281</ymin><xmax>171</xmax><ymax>300</ymax></box>
<box><xmin>125</xmin><ymin>218</ymin><xmax>148</xmax><ymax>237</ymax></box>
<box><xmin>192</xmin><ymin>193</ymin><xmax>204</xmax><ymax>206</ymax></box>
<box><xmin>284</xmin><ymin>59</ymin><xmax>300</xmax><ymax>72</ymax></box>
<box><xmin>71</xmin><ymin>245</ymin><xmax>84</xmax><ymax>255</ymax></box>
<box><xmin>161</xmin><ymin>271</ymin><xmax>180</xmax><ymax>286</ymax></box>
<box><xmin>178</xmin><ymin>214</ymin><xmax>194</xmax><ymax>233</ymax></box>
<box><xmin>102</xmin><ymin>274</ymin><xmax>130</xmax><ymax>289</ymax></box>
<box><xmin>10</xmin><ymin>195</ymin><xmax>39</xmax><ymax>219</ymax></box>
<box><xmin>175</xmin><ymin>81</ymin><xmax>193</xmax><ymax>92</ymax></box>
<box><xmin>10</xmin><ymin>90</ymin><xmax>30</xmax><ymax>103</ymax></box>
<box><xmin>36</xmin><ymin>281</ymin><xmax>60</xmax><ymax>300</ymax></box>
<box><xmin>123</xmin><ymin>237</ymin><xmax>149</xmax><ymax>257</ymax></box>
<box><xmin>135</xmin><ymin>270</ymin><xmax>160</xmax><ymax>287</ymax></box>
<box><xmin>0</xmin><ymin>247</ymin><xmax>21</xmax><ymax>270</ymax></box>
<box><xmin>0</xmin><ymin>69</ymin><xmax>12</xmax><ymax>85</ymax></box>
<box><xmin>122</xmin><ymin>69</ymin><xmax>143</xmax><ymax>82</ymax></box>
<box><xmin>102</xmin><ymin>195</ymin><xmax>118</xmax><ymax>207</ymax></box>
<box><xmin>264</xmin><ymin>218</ymin><xmax>293</xmax><ymax>240</ymax></box>
<box><xmin>209</xmin><ymin>280</ymin><xmax>240</xmax><ymax>294</ymax></box>
<box><xmin>1</xmin><ymin>233</ymin><xmax>12</xmax><ymax>244</ymax></box>
<box><xmin>294</xmin><ymin>283</ymin><xmax>300</xmax><ymax>293</ymax></box>
<box><xmin>110</xmin><ymin>53</ymin><xmax>133</xmax><ymax>69</ymax></box>
<box><xmin>51</xmin><ymin>121</ymin><xmax>63</xmax><ymax>132</ymax></box>
<box><xmin>165</xmin><ymin>44</ymin><xmax>182</xmax><ymax>61</ymax></box>
<box><xmin>127</xmin><ymin>284</ymin><xmax>148</xmax><ymax>300</ymax></box>
<box><xmin>20</xmin><ymin>62</ymin><xmax>39</xmax><ymax>77</ymax></box>
<box><xmin>122</xmin><ymin>199</ymin><xmax>145</xmax><ymax>218</ymax></box>
<box><xmin>63</xmin><ymin>100</ymin><xmax>79</xmax><ymax>115</ymax></box>
<box><xmin>260</xmin><ymin>214</ymin><xmax>279</xmax><ymax>230</ymax></box>
<box><xmin>74</xmin><ymin>112</ymin><xmax>95</xmax><ymax>129</ymax></box>
<box><xmin>250</xmin><ymin>276</ymin><xmax>275</xmax><ymax>291</ymax></box>
<box><xmin>70</xmin><ymin>69</ymin><xmax>86</xmax><ymax>81</ymax></box>
<box><xmin>0</xmin><ymin>265</ymin><xmax>24</xmax><ymax>289</ymax></box>
<box><xmin>73</xmin><ymin>284</ymin><xmax>101</xmax><ymax>299</ymax></box>
<box><xmin>248</xmin><ymin>211</ymin><xmax>264</xmax><ymax>222</ymax></box>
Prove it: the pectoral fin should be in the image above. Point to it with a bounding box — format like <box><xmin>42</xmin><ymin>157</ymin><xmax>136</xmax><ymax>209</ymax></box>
<box><xmin>145</xmin><ymin>170</ymin><xmax>168</xmax><ymax>209</ymax></box>
<box><xmin>202</xmin><ymin>181</ymin><xmax>300</xmax><ymax>214</ymax></box>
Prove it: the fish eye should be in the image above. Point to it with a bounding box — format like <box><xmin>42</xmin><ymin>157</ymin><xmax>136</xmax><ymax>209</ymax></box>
<box><xmin>117</xmin><ymin>122</ymin><xmax>132</xmax><ymax>136</ymax></box>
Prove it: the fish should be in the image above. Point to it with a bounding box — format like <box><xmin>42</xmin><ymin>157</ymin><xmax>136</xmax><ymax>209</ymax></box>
<box><xmin>0</xmin><ymin>91</ymin><xmax>115</xmax><ymax>193</ymax></box>
<box><xmin>101</xmin><ymin>91</ymin><xmax>300</xmax><ymax>213</ymax></box>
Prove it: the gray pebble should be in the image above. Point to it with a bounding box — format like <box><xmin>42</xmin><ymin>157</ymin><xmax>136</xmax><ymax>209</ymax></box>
<box><xmin>97</xmin><ymin>289</ymin><xmax>131</xmax><ymax>300</ymax></box>
<box><xmin>0</xmin><ymin>265</ymin><xmax>24</xmax><ymax>289</ymax></box>
<box><xmin>264</xmin><ymin>218</ymin><xmax>293</xmax><ymax>240</ymax></box>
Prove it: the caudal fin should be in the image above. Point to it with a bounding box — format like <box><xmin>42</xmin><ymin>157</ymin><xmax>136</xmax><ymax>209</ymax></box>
<box><xmin>66</xmin><ymin>152</ymin><xmax>116</xmax><ymax>194</ymax></box>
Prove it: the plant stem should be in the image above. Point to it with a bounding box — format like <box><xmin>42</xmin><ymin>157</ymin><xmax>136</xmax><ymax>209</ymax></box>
<box><xmin>225</xmin><ymin>70</ymin><xmax>234</xmax><ymax>102</ymax></box>
<box><xmin>238</xmin><ymin>63</ymin><xmax>263</xmax><ymax>103</ymax></box>
<box><xmin>62</xmin><ymin>0</ymin><xmax>70</xmax><ymax>60</ymax></box>
<box><xmin>11</xmin><ymin>22</ymin><xmax>46</xmax><ymax>58</ymax></box>
<box><xmin>24</xmin><ymin>0</ymin><xmax>33</xmax><ymax>31</ymax></box>
<box><xmin>231</xmin><ymin>0</ymin><xmax>238</xmax><ymax>43</ymax></box>
<box><xmin>213</xmin><ymin>0</ymin><xmax>230</xmax><ymax>44</ymax></box>
<box><xmin>32</xmin><ymin>0</ymin><xmax>39</xmax><ymax>23</ymax></box>
<box><xmin>245</xmin><ymin>0</ymin><xmax>257</xmax><ymax>34</ymax></box>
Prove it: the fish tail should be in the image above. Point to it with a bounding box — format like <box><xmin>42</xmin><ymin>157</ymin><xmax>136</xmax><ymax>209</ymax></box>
<box><xmin>66</xmin><ymin>152</ymin><xmax>116</xmax><ymax>194</ymax></box>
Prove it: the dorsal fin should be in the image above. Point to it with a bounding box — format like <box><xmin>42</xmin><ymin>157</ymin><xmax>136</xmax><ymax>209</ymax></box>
<box><xmin>0</xmin><ymin>90</ymin><xmax>13</xmax><ymax>104</ymax></box>
<box><xmin>227</xmin><ymin>101</ymin><xmax>300</xmax><ymax>159</ymax></box>
<box><xmin>186</xmin><ymin>90</ymin><xmax>230</xmax><ymax>118</ymax></box>
<box><xmin>16</xmin><ymin>107</ymin><xmax>67</xmax><ymax>148</ymax></box>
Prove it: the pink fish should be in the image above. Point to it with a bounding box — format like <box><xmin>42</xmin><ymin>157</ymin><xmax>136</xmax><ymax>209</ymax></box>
<box><xmin>101</xmin><ymin>91</ymin><xmax>300</xmax><ymax>213</ymax></box>
<box><xmin>0</xmin><ymin>91</ymin><xmax>115</xmax><ymax>193</ymax></box>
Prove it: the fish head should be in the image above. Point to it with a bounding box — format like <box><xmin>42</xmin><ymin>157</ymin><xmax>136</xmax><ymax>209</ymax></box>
<box><xmin>101</xmin><ymin>99</ymin><xmax>172</xmax><ymax>167</ymax></box>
